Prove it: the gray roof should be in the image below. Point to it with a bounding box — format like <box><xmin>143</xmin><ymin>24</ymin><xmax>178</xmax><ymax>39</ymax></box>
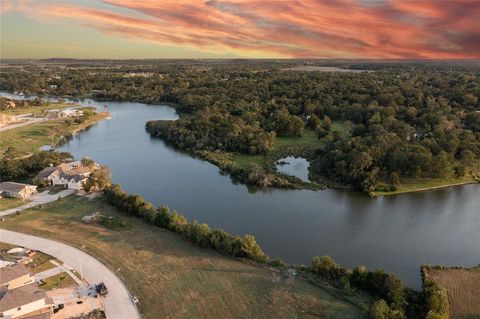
<box><xmin>0</xmin><ymin>283</ymin><xmax>49</xmax><ymax>311</ymax></box>
<box><xmin>0</xmin><ymin>182</ymin><xmax>35</xmax><ymax>193</ymax></box>
<box><xmin>69</xmin><ymin>175</ymin><xmax>87</xmax><ymax>183</ymax></box>
<box><xmin>33</xmin><ymin>167</ymin><xmax>58</xmax><ymax>180</ymax></box>
<box><xmin>0</xmin><ymin>263</ymin><xmax>30</xmax><ymax>285</ymax></box>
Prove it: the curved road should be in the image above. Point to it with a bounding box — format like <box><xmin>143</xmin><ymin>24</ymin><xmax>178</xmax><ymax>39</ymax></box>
<box><xmin>0</xmin><ymin>229</ymin><xmax>140</xmax><ymax>319</ymax></box>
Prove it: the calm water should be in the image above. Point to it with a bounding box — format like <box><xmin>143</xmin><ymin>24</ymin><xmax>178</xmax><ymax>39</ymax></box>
<box><xmin>276</xmin><ymin>156</ymin><xmax>311</xmax><ymax>182</ymax></box>
<box><xmin>3</xmin><ymin>92</ymin><xmax>479</xmax><ymax>288</ymax></box>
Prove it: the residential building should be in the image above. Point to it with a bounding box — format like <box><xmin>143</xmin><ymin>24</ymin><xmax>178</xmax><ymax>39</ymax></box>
<box><xmin>33</xmin><ymin>161</ymin><xmax>94</xmax><ymax>191</ymax></box>
<box><xmin>0</xmin><ymin>183</ymin><xmax>37</xmax><ymax>199</ymax></box>
<box><xmin>0</xmin><ymin>283</ymin><xmax>53</xmax><ymax>318</ymax></box>
<box><xmin>0</xmin><ymin>264</ymin><xmax>34</xmax><ymax>291</ymax></box>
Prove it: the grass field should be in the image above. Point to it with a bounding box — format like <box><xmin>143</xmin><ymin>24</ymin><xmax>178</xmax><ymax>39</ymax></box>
<box><xmin>231</xmin><ymin>122</ymin><xmax>350</xmax><ymax>172</ymax></box>
<box><xmin>374</xmin><ymin>170</ymin><xmax>480</xmax><ymax>196</ymax></box>
<box><xmin>424</xmin><ymin>268</ymin><xmax>480</xmax><ymax>319</ymax></box>
<box><xmin>1</xmin><ymin>103</ymin><xmax>73</xmax><ymax>116</ymax></box>
<box><xmin>0</xmin><ymin>197</ymin><xmax>29</xmax><ymax>210</ymax></box>
<box><xmin>0</xmin><ymin>112</ymin><xmax>107</xmax><ymax>156</ymax></box>
<box><xmin>0</xmin><ymin>195</ymin><xmax>369</xmax><ymax>319</ymax></box>
<box><xmin>39</xmin><ymin>272</ymin><xmax>76</xmax><ymax>291</ymax></box>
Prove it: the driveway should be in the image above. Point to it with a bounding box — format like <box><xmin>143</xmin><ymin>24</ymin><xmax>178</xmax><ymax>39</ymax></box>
<box><xmin>0</xmin><ymin>190</ymin><xmax>74</xmax><ymax>217</ymax></box>
<box><xmin>0</xmin><ymin>229</ymin><xmax>140</xmax><ymax>319</ymax></box>
<box><xmin>0</xmin><ymin>116</ymin><xmax>47</xmax><ymax>132</ymax></box>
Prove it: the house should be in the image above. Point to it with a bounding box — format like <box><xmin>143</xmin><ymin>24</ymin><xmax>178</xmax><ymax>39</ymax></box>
<box><xmin>0</xmin><ymin>283</ymin><xmax>53</xmax><ymax>318</ymax></box>
<box><xmin>48</xmin><ymin>84</ymin><xmax>57</xmax><ymax>89</ymax></box>
<box><xmin>44</xmin><ymin>109</ymin><xmax>82</xmax><ymax>119</ymax></box>
<box><xmin>33</xmin><ymin>161</ymin><xmax>94</xmax><ymax>191</ymax></box>
<box><xmin>0</xmin><ymin>183</ymin><xmax>37</xmax><ymax>199</ymax></box>
<box><xmin>0</xmin><ymin>264</ymin><xmax>34</xmax><ymax>290</ymax></box>
<box><xmin>67</xmin><ymin>175</ymin><xmax>88</xmax><ymax>190</ymax></box>
<box><xmin>32</xmin><ymin>167</ymin><xmax>58</xmax><ymax>186</ymax></box>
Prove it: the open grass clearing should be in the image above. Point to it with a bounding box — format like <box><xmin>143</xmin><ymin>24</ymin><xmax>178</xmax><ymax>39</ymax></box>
<box><xmin>424</xmin><ymin>268</ymin><xmax>480</xmax><ymax>319</ymax></box>
<box><xmin>0</xmin><ymin>112</ymin><xmax>107</xmax><ymax>157</ymax></box>
<box><xmin>39</xmin><ymin>272</ymin><xmax>77</xmax><ymax>291</ymax></box>
<box><xmin>0</xmin><ymin>197</ymin><xmax>29</xmax><ymax>210</ymax></box>
<box><xmin>0</xmin><ymin>195</ymin><xmax>369</xmax><ymax>319</ymax></box>
<box><xmin>0</xmin><ymin>103</ymin><xmax>74</xmax><ymax>116</ymax></box>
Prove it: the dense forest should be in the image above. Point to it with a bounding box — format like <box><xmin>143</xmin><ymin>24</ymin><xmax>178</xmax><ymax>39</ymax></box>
<box><xmin>1</xmin><ymin>60</ymin><xmax>479</xmax><ymax>193</ymax></box>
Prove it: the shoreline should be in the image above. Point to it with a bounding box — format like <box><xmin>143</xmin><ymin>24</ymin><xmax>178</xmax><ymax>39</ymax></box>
<box><xmin>373</xmin><ymin>180</ymin><xmax>479</xmax><ymax>197</ymax></box>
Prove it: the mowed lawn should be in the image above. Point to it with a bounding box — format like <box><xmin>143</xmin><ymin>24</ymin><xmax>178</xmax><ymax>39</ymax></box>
<box><xmin>0</xmin><ymin>195</ymin><xmax>368</xmax><ymax>319</ymax></box>
<box><xmin>425</xmin><ymin>268</ymin><xmax>480</xmax><ymax>319</ymax></box>
<box><xmin>0</xmin><ymin>112</ymin><xmax>107</xmax><ymax>156</ymax></box>
<box><xmin>0</xmin><ymin>197</ymin><xmax>29</xmax><ymax>210</ymax></box>
<box><xmin>1</xmin><ymin>103</ymin><xmax>73</xmax><ymax>116</ymax></box>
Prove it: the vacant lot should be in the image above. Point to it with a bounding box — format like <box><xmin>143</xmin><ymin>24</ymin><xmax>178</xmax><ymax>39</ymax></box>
<box><xmin>425</xmin><ymin>268</ymin><xmax>480</xmax><ymax>319</ymax></box>
<box><xmin>0</xmin><ymin>197</ymin><xmax>29</xmax><ymax>210</ymax></box>
<box><xmin>0</xmin><ymin>195</ymin><xmax>369</xmax><ymax>319</ymax></box>
<box><xmin>0</xmin><ymin>112</ymin><xmax>107</xmax><ymax>156</ymax></box>
<box><xmin>1</xmin><ymin>103</ymin><xmax>73</xmax><ymax>116</ymax></box>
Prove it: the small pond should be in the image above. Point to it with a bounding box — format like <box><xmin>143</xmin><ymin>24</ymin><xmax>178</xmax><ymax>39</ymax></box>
<box><xmin>276</xmin><ymin>156</ymin><xmax>310</xmax><ymax>182</ymax></box>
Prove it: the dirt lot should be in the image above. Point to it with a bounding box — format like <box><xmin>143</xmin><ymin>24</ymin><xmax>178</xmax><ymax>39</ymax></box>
<box><xmin>425</xmin><ymin>268</ymin><xmax>480</xmax><ymax>319</ymax></box>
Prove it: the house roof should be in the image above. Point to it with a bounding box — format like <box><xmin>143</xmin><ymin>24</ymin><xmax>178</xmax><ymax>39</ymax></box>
<box><xmin>69</xmin><ymin>175</ymin><xmax>88</xmax><ymax>183</ymax></box>
<box><xmin>0</xmin><ymin>264</ymin><xmax>30</xmax><ymax>285</ymax></box>
<box><xmin>65</xmin><ymin>167</ymin><xmax>91</xmax><ymax>176</ymax></box>
<box><xmin>33</xmin><ymin>167</ymin><xmax>58</xmax><ymax>180</ymax></box>
<box><xmin>0</xmin><ymin>283</ymin><xmax>48</xmax><ymax>311</ymax></box>
<box><xmin>57</xmin><ymin>161</ymin><xmax>81</xmax><ymax>173</ymax></box>
<box><xmin>0</xmin><ymin>182</ymin><xmax>36</xmax><ymax>193</ymax></box>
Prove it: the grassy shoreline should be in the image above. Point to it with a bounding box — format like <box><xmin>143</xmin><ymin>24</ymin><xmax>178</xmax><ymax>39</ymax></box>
<box><xmin>0</xmin><ymin>110</ymin><xmax>109</xmax><ymax>157</ymax></box>
<box><xmin>0</xmin><ymin>195</ymin><xmax>369</xmax><ymax>318</ymax></box>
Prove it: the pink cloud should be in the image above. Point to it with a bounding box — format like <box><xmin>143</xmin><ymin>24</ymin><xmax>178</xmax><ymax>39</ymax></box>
<box><xmin>5</xmin><ymin>0</ymin><xmax>480</xmax><ymax>58</ymax></box>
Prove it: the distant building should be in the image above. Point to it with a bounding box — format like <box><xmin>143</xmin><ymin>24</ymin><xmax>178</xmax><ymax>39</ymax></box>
<box><xmin>0</xmin><ymin>182</ymin><xmax>37</xmax><ymax>199</ymax></box>
<box><xmin>48</xmin><ymin>84</ymin><xmax>58</xmax><ymax>89</ymax></box>
<box><xmin>44</xmin><ymin>109</ymin><xmax>83</xmax><ymax>119</ymax></box>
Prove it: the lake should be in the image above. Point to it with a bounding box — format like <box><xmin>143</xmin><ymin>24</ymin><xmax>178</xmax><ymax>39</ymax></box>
<box><xmin>2</xmin><ymin>92</ymin><xmax>479</xmax><ymax>288</ymax></box>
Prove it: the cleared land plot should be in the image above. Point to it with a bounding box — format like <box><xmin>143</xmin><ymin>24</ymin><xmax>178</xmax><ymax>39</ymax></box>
<box><xmin>425</xmin><ymin>268</ymin><xmax>480</xmax><ymax>319</ymax></box>
<box><xmin>232</xmin><ymin>123</ymin><xmax>347</xmax><ymax>170</ymax></box>
<box><xmin>1</xmin><ymin>103</ymin><xmax>73</xmax><ymax>116</ymax></box>
<box><xmin>0</xmin><ymin>112</ymin><xmax>107</xmax><ymax>156</ymax></box>
<box><xmin>39</xmin><ymin>272</ymin><xmax>76</xmax><ymax>291</ymax></box>
<box><xmin>0</xmin><ymin>197</ymin><xmax>29</xmax><ymax>210</ymax></box>
<box><xmin>0</xmin><ymin>195</ymin><xmax>368</xmax><ymax>319</ymax></box>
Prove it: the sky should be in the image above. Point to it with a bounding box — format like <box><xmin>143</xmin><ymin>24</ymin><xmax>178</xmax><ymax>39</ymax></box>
<box><xmin>1</xmin><ymin>0</ymin><xmax>479</xmax><ymax>59</ymax></box>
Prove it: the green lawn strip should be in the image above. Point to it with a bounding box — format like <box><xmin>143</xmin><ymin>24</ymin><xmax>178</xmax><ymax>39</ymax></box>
<box><xmin>38</xmin><ymin>272</ymin><xmax>76</xmax><ymax>291</ymax></box>
<box><xmin>0</xmin><ymin>112</ymin><xmax>108</xmax><ymax>157</ymax></box>
<box><xmin>374</xmin><ymin>163</ymin><xmax>480</xmax><ymax>196</ymax></box>
<box><xmin>1</xmin><ymin>103</ymin><xmax>74</xmax><ymax>116</ymax></box>
<box><xmin>0</xmin><ymin>197</ymin><xmax>29</xmax><ymax>210</ymax></box>
<box><xmin>0</xmin><ymin>195</ymin><xmax>369</xmax><ymax>319</ymax></box>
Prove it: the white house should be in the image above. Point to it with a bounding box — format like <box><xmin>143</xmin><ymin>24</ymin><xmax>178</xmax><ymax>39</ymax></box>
<box><xmin>0</xmin><ymin>182</ymin><xmax>37</xmax><ymax>199</ymax></box>
<box><xmin>34</xmin><ymin>161</ymin><xmax>94</xmax><ymax>190</ymax></box>
<box><xmin>67</xmin><ymin>175</ymin><xmax>88</xmax><ymax>190</ymax></box>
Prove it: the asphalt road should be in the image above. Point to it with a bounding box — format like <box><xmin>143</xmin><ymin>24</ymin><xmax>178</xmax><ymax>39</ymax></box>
<box><xmin>0</xmin><ymin>229</ymin><xmax>140</xmax><ymax>319</ymax></box>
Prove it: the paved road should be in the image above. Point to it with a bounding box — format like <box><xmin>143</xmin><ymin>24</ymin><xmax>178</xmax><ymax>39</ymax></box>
<box><xmin>0</xmin><ymin>190</ymin><xmax>75</xmax><ymax>217</ymax></box>
<box><xmin>0</xmin><ymin>229</ymin><xmax>140</xmax><ymax>319</ymax></box>
<box><xmin>0</xmin><ymin>116</ymin><xmax>46</xmax><ymax>132</ymax></box>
